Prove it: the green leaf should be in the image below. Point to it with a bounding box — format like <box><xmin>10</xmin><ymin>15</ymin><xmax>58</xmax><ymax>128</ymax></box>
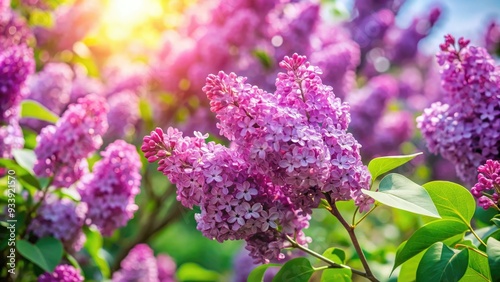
<box><xmin>17</xmin><ymin>237</ymin><xmax>63</xmax><ymax>272</ymax></box>
<box><xmin>20</xmin><ymin>100</ymin><xmax>59</xmax><ymax>123</ymax></box>
<box><xmin>176</xmin><ymin>263</ymin><xmax>219</xmax><ymax>281</ymax></box>
<box><xmin>423</xmin><ymin>181</ymin><xmax>475</xmax><ymax>223</ymax></box>
<box><xmin>464</xmin><ymin>226</ymin><xmax>499</xmax><ymax>247</ymax></box>
<box><xmin>253</xmin><ymin>49</ymin><xmax>273</xmax><ymax>70</ymax></box>
<box><xmin>368</xmin><ymin>153</ymin><xmax>422</xmax><ymax>181</ymax></box>
<box><xmin>362</xmin><ymin>173</ymin><xmax>440</xmax><ymax>218</ymax></box>
<box><xmin>416</xmin><ymin>242</ymin><xmax>468</xmax><ymax>282</ymax></box>
<box><xmin>273</xmin><ymin>258</ymin><xmax>315</xmax><ymax>282</ymax></box>
<box><xmin>247</xmin><ymin>263</ymin><xmax>281</xmax><ymax>282</ymax></box>
<box><xmin>12</xmin><ymin>149</ymin><xmax>36</xmax><ymax>174</ymax></box>
<box><xmin>398</xmin><ymin>250</ymin><xmax>424</xmax><ymax>282</ymax></box>
<box><xmin>83</xmin><ymin>227</ymin><xmax>109</xmax><ymax>278</ymax></box>
<box><xmin>321</xmin><ymin>248</ymin><xmax>352</xmax><ymax>282</ymax></box>
<box><xmin>460</xmin><ymin>247</ymin><xmax>491</xmax><ymax>281</ymax></box>
<box><xmin>492</xmin><ymin>215</ymin><xmax>500</xmax><ymax>228</ymax></box>
<box><xmin>487</xmin><ymin>237</ymin><xmax>500</xmax><ymax>282</ymax></box>
<box><xmin>393</xmin><ymin>219</ymin><xmax>468</xmax><ymax>271</ymax></box>
<box><xmin>0</xmin><ymin>158</ymin><xmax>40</xmax><ymax>189</ymax></box>
<box><xmin>139</xmin><ymin>98</ymin><xmax>154</xmax><ymax>131</ymax></box>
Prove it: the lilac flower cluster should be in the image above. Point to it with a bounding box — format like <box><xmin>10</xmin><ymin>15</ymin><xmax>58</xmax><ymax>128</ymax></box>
<box><xmin>29</xmin><ymin>194</ymin><xmax>87</xmax><ymax>252</ymax></box>
<box><xmin>417</xmin><ymin>36</ymin><xmax>500</xmax><ymax>184</ymax></box>
<box><xmin>38</xmin><ymin>264</ymin><xmax>83</xmax><ymax>282</ymax></box>
<box><xmin>143</xmin><ymin>55</ymin><xmax>371</xmax><ymax>263</ymax></box>
<box><xmin>79</xmin><ymin>140</ymin><xmax>142</xmax><ymax>236</ymax></box>
<box><xmin>112</xmin><ymin>244</ymin><xmax>176</xmax><ymax>282</ymax></box>
<box><xmin>34</xmin><ymin>95</ymin><xmax>108</xmax><ymax>187</ymax></box>
<box><xmin>471</xmin><ymin>160</ymin><xmax>500</xmax><ymax>210</ymax></box>
<box><xmin>105</xmin><ymin>91</ymin><xmax>140</xmax><ymax>140</ymax></box>
<box><xmin>484</xmin><ymin>21</ymin><xmax>500</xmax><ymax>54</ymax></box>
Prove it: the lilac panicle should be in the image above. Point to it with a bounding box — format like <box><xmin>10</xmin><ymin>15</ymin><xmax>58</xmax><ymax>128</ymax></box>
<box><xmin>105</xmin><ymin>91</ymin><xmax>140</xmax><ymax>140</ymax></box>
<box><xmin>157</xmin><ymin>254</ymin><xmax>177</xmax><ymax>282</ymax></box>
<box><xmin>143</xmin><ymin>54</ymin><xmax>372</xmax><ymax>263</ymax></box>
<box><xmin>471</xmin><ymin>160</ymin><xmax>500</xmax><ymax>210</ymax></box>
<box><xmin>79</xmin><ymin>140</ymin><xmax>142</xmax><ymax>236</ymax></box>
<box><xmin>0</xmin><ymin>118</ymin><xmax>24</xmax><ymax>175</ymax></box>
<box><xmin>0</xmin><ymin>44</ymin><xmax>34</xmax><ymax>122</ymax></box>
<box><xmin>417</xmin><ymin>36</ymin><xmax>500</xmax><ymax>184</ymax></box>
<box><xmin>0</xmin><ymin>8</ymin><xmax>33</xmax><ymax>49</ymax></box>
<box><xmin>38</xmin><ymin>264</ymin><xmax>83</xmax><ymax>282</ymax></box>
<box><xmin>29</xmin><ymin>194</ymin><xmax>87</xmax><ymax>252</ymax></box>
<box><xmin>33</xmin><ymin>95</ymin><xmax>108</xmax><ymax>187</ymax></box>
<box><xmin>112</xmin><ymin>244</ymin><xmax>159</xmax><ymax>282</ymax></box>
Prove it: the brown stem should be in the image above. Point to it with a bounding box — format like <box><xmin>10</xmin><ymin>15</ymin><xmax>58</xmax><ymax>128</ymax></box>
<box><xmin>324</xmin><ymin>194</ymin><xmax>379</xmax><ymax>282</ymax></box>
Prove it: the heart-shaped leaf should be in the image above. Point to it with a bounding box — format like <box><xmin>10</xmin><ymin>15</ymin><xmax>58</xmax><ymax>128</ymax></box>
<box><xmin>247</xmin><ymin>263</ymin><xmax>281</xmax><ymax>282</ymax></box>
<box><xmin>273</xmin><ymin>258</ymin><xmax>314</xmax><ymax>282</ymax></box>
<box><xmin>416</xmin><ymin>242</ymin><xmax>468</xmax><ymax>282</ymax></box>
<box><xmin>368</xmin><ymin>153</ymin><xmax>423</xmax><ymax>181</ymax></box>
<box><xmin>20</xmin><ymin>100</ymin><xmax>59</xmax><ymax>123</ymax></box>
<box><xmin>17</xmin><ymin>237</ymin><xmax>63</xmax><ymax>272</ymax></box>
<box><xmin>393</xmin><ymin>219</ymin><xmax>468</xmax><ymax>271</ymax></box>
<box><xmin>362</xmin><ymin>173</ymin><xmax>440</xmax><ymax>218</ymax></box>
<box><xmin>487</xmin><ymin>237</ymin><xmax>500</xmax><ymax>282</ymax></box>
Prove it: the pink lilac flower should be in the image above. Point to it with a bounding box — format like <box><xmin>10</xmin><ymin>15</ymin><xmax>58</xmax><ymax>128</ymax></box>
<box><xmin>29</xmin><ymin>194</ymin><xmax>87</xmax><ymax>252</ymax></box>
<box><xmin>485</xmin><ymin>20</ymin><xmax>500</xmax><ymax>54</ymax></box>
<box><xmin>112</xmin><ymin>244</ymin><xmax>159</xmax><ymax>282</ymax></box>
<box><xmin>0</xmin><ymin>118</ymin><xmax>24</xmax><ymax>174</ymax></box>
<box><xmin>34</xmin><ymin>0</ymin><xmax>101</xmax><ymax>51</ymax></box>
<box><xmin>471</xmin><ymin>160</ymin><xmax>500</xmax><ymax>210</ymax></box>
<box><xmin>38</xmin><ymin>264</ymin><xmax>83</xmax><ymax>282</ymax></box>
<box><xmin>69</xmin><ymin>66</ymin><xmax>104</xmax><ymax>103</ymax></box>
<box><xmin>103</xmin><ymin>60</ymin><xmax>150</xmax><ymax>96</ymax></box>
<box><xmin>0</xmin><ymin>44</ymin><xmax>34</xmax><ymax>122</ymax></box>
<box><xmin>0</xmin><ymin>7</ymin><xmax>33</xmax><ymax>49</ymax></box>
<box><xmin>27</xmin><ymin>63</ymin><xmax>73</xmax><ymax>115</ymax></box>
<box><xmin>79</xmin><ymin>140</ymin><xmax>141</xmax><ymax>236</ymax></box>
<box><xmin>105</xmin><ymin>91</ymin><xmax>140</xmax><ymax>140</ymax></box>
<box><xmin>33</xmin><ymin>95</ymin><xmax>108</xmax><ymax>187</ymax></box>
<box><xmin>156</xmin><ymin>254</ymin><xmax>177</xmax><ymax>282</ymax></box>
<box><xmin>417</xmin><ymin>35</ymin><xmax>500</xmax><ymax>184</ymax></box>
<box><xmin>143</xmin><ymin>54</ymin><xmax>371</xmax><ymax>263</ymax></box>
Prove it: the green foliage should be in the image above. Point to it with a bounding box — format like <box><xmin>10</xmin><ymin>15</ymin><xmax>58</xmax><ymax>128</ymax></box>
<box><xmin>416</xmin><ymin>242</ymin><xmax>468</xmax><ymax>282</ymax></box>
<box><xmin>394</xmin><ymin>219</ymin><xmax>468</xmax><ymax>270</ymax></box>
<box><xmin>20</xmin><ymin>100</ymin><xmax>59</xmax><ymax>123</ymax></box>
<box><xmin>273</xmin><ymin>258</ymin><xmax>314</xmax><ymax>282</ymax></box>
<box><xmin>362</xmin><ymin>173</ymin><xmax>440</xmax><ymax>218</ymax></box>
<box><xmin>17</xmin><ymin>237</ymin><xmax>63</xmax><ymax>273</ymax></box>
<box><xmin>461</xmin><ymin>246</ymin><xmax>491</xmax><ymax>281</ymax></box>
<box><xmin>368</xmin><ymin>153</ymin><xmax>423</xmax><ymax>181</ymax></box>
<box><xmin>486</xmin><ymin>238</ymin><xmax>500</xmax><ymax>282</ymax></box>
<box><xmin>176</xmin><ymin>262</ymin><xmax>220</xmax><ymax>281</ymax></box>
<box><xmin>320</xmin><ymin>248</ymin><xmax>352</xmax><ymax>282</ymax></box>
<box><xmin>253</xmin><ymin>50</ymin><xmax>273</xmax><ymax>70</ymax></box>
<box><xmin>422</xmin><ymin>181</ymin><xmax>475</xmax><ymax>222</ymax></box>
<box><xmin>247</xmin><ymin>263</ymin><xmax>281</xmax><ymax>282</ymax></box>
<box><xmin>12</xmin><ymin>149</ymin><xmax>36</xmax><ymax>174</ymax></box>
<box><xmin>83</xmin><ymin>227</ymin><xmax>110</xmax><ymax>278</ymax></box>
<box><xmin>0</xmin><ymin>158</ymin><xmax>41</xmax><ymax>189</ymax></box>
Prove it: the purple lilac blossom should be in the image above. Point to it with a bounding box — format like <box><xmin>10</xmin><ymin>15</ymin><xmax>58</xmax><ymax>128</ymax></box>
<box><xmin>33</xmin><ymin>95</ymin><xmax>108</xmax><ymax>188</ymax></box>
<box><xmin>417</xmin><ymin>35</ymin><xmax>500</xmax><ymax>185</ymax></box>
<box><xmin>69</xmin><ymin>66</ymin><xmax>104</xmax><ymax>103</ymax></box>
<box><xmin>485</xmin><ymin>20</ymin><xmax>500</xmax><ymax>54</ymax></box>
<box><xmin>38</xmin><ymin>264</ymin><xmax>84</xmax><ymax>282</ymax></box>
<box><xmin>105</xmin><ymin>90</ymin><xmax>140</xmax><ymax>140</ymax></box>
<box><xmin>0</xmin><ymin>7</ymin><xmax>32</xmax><ymax>49</ymax></box>
<box><xmin>103</xmin><ymin>60</ymin><xmax>150</xmax><ymax>96</ymax></box>
<box><xmin>112</xmin><ymin>244</ymin><xmax>159</xmax><ymax>282</ymax></box>
<box><xmin>143</xmin><ymin>54</ymin><xmax>372</xmax><ymax>263</ymax></box>
<box><xmin>471</xmin><ymin>160</ymin><xmax>500</xmax><ymax>210</ymax></box>
<box><xmin>26</xmin><ymin>62</ymin><xmax>73</xmax><ymax>115</ymax></box>
<box><xmin>0</xmin><ymin>118</ymin><xmax>24</xmax><ymax>175</ymax></box>
<box><xmin>29</xmin><ymin>194</ymin><xmax>87</xmax><ymax>252</ymax></box>
<box><xmin>156</xmin><ymin>254</ymin><xmax>177</xmax><ymax>282</ymax></box>
<box><xmin>0</xmin><ymin>45</ymin><xmax>34</xmax><ymax>122</ymax></box>
<box><xmin>79</xmin><ymin>140</ymin><xmax>142</xmax><ymax>236</ymax></box>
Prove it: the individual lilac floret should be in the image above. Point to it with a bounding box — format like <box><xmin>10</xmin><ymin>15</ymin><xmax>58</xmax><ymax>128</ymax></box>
<box><xmin>417</xmin><ymin>35</ymin><xmax>500</xmax><ymax>184</ymax></box>
<box><xmin>157</xmin><ymin>254</ymin><xmax>177</xmax><ymax>282</ymax></box>
<box><xmin>471</xmin><ymin>160</ymin><xmax>500</xmax><ymax>210</ymax></box>
<box><xmin>33</xmin><ymin>95</ymin><xmax>108</xmax><ymax>187</ymax></box>
<box><xmin>29</xmin><ymin>194</ymin><xmax>87</xmax><ymax>252</ymax></box>
<box><xmin>38</xmin><ymin>264</ymin><xmax>83</xmax><ymax>282</ymax></box>
<box><xmin>79</xmin><ymin>140</ymin><xmax>141</xmax><ymax>236</ymax></box>
<box><xmin>0</xmin><ymin>45</ymin><xmax>34</xmax><ymax>122</ymax></box>
<box><xmin>112</xmin><ymin>244</ymin><xmax>159</xmax><ymax>282</ymax></box>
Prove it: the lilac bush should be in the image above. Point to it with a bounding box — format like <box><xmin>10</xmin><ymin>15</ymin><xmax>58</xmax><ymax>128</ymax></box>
<box><xmin>38</xmin><ymin>264</ymin><xmax>83</xmax><ymax>282</ymax></box>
